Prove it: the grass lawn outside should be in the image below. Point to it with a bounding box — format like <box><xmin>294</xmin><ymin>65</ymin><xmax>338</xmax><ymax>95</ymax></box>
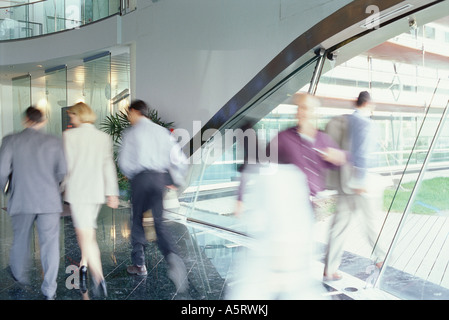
<box><xmin>313</xmin><ymin>177</ymin><xmax>449</xmax><ymax>218</ymax></box>
<box><xmin>383</xmin><ymin>177</ymin><xmax>449</xmax><ymax>215</ymax></box>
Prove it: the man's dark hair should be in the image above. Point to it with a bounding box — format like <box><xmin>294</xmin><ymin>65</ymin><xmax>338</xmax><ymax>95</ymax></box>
<box><xmin>24</xmin><ymin>106</ymin><xmax>44</xmax><ymax>123</ymax></box>
<box><xmin>356</xmin><ymin>91</ymin><xmax>372</xmax><ymax>107</ymax></box>
<box><xmin>129</xmin><ymin>99</ymin><xmax>149</xmax><ymax>117</ymax></box>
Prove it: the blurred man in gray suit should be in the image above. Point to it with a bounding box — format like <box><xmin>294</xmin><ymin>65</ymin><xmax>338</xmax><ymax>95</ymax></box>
<box><xmin>0</xmin><ymin>106</ymin><xmax>67</xmax><ymax>299</ymax></box>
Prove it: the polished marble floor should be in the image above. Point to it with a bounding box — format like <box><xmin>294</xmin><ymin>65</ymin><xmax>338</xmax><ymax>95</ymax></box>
<box><xmin>0</xmin><ymin>200</ymin><xmax>381</xmax><ymax>301</ymax></box>
<box><xmin>0</xmin><ymin>204</ymin><xmax>239</xmax><ymax>300</ymax></box>
<box><xmin>3</xmin><ymin>199</ymin><xmax>446</xmax><ymax>301</ymax></box>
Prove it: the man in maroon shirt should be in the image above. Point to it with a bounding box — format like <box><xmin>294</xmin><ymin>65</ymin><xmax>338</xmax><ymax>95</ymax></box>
<box><xmin>270</xmin><ymin>92</ymin><xmax>347</xmax><ymax>197</ymax></box>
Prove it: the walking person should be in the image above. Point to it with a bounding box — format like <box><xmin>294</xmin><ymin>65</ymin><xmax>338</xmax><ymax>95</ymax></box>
<box><xmin>323</xmin><ymin>91</ymin><xmax>387</xmax><ymax>281</ymax></box>
<box><xmin>0</xmin><ymin>106</ymin><xmax>67</xmax><ymax>300</ymax></box>
<box><xmin>227</xmin><ymin>163</ymin><xmax>327</xmax><ymax>299</ymax></box>
<box><xmin>118</xmin><ymin>99</ymin><xmax>188</xmax><ymax>292</ymax></box>
<box><xmin>63</xmin><ymin>102</ymin><xmax>119</xmax><ymax>297</ymax></box>
<box><xmin>269</xmin><ymin>92</ymin><xmax>347</xmax><ymax>199</ymax></box>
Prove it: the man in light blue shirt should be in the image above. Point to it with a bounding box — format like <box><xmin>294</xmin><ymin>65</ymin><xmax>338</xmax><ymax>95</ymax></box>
<box><xmin>119</xmin><ymin>109</ymin><xmax>175</xmax><ymax>179</ymax></box>
<box><xmin>347</xmin><ymin>91</ymin><xmax>377</xmax><ymax>190</ymax></box>
<box><xmin>324</xmin><ymin>91</ymin><xmax>386</xmax><ymax>281</ymax></box>
<box><xmin>118</xmin><ymin>100</ymin><xmax>188</xmax><ymax>292</ymax></box>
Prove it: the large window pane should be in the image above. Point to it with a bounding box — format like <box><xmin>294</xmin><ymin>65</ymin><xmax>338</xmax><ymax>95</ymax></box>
<box><xmin>45</xmin><ymin>67</ymin><xmax>67</xmax><ymax>136</ymax></box>
<box><xmin>376</xmin><ymin>79</ymin><xmax>449</xmax><ymax>299</ymax></box>
<box><xmin>313</xmin><ymin>15</ymin><xmax>449</xmax><ymax>300</ymax></box>
<box><xmin>44</xmin><ymin>0</ymin><xmax>65</xmax><ymax>33</ymax></box>
<box><xmin>12</xmin><ymin>74</ymin><xmax>31</xmax><ymax>133</ymax></box>
<box><xmin>83</xmin><ymin>53</ymin><xmax>112</xmax><ymax>127</ymax></box>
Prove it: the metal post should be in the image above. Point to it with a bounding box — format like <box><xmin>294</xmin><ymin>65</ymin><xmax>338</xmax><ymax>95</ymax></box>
<box><xmin>374</xmin><ymin>98</ymin><xmax>449</xmax><ymax>288</ymax></box>
<box><xmin>308</xmin><ymin>48</ymin><xmax>326</xmax><ymax>95</ymax></box>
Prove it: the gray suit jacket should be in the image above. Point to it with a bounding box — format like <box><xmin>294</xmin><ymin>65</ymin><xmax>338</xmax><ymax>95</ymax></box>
<box><xmin>0</xmin><ymin>128</ymin><xmax>67</xmax><ymax>215</ymax></box>
<box><xmin>324</xmin><ymin>114</ymin><xmax>354</xmax><ymax>195</ymax></box>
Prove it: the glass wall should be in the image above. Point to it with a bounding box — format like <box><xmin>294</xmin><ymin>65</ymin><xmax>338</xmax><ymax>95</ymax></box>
<box><xmin>0</xmin><ymin>0</ymin><xmax>121</xmax><ymax>41</ymax></box>
<box><xmin>11</xmin><ymin>74</ymin><xmax>31</xmax><ymax>132</ymax></box>
<box><xmin>310</xmin><ymin>18</ymin><xmax>449</xmax><ymax>299</ymax></box>
<box><xmin>82</xmin><ymin>53</ymin><xmax>112</xmax><ymax>126</ymax></box>
<box><xmin>43</xmin><ymin>0</ymin><xmax>66</xmax><ymax>34</ymax></box>
<box><xmin>177</xmin><ymin>54</ymin><xmax>321</xmax><ymax>234</ymax></box>
<box><xmin>7</xmin><ymin>50</ymin><xmax>129</xmax><ymax>138</ymax></box>
<box><xmin>174</xmin><ymin>11</ymin><xmax>449</xmax><ymax>300</ymax></box>
<box><xmin>66</xmin><ymin>51</ymin><xmax>130</xmax><ymax>120</ymax></box>
<box><xmin>44</xmin><ymin>66</ymin><xmax>67</xmax><ymax>135</ymax></box>
<box><xmin>375</xmin><ymin>79</ymin><xmax>449</xmax><ymax>299</ymax></box>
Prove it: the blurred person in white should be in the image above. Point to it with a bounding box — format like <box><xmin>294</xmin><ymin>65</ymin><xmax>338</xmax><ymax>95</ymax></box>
<box><xmin>63</xmin><ymin>102</ymin><xmax>119</xmax><ymax>297</ymax></box>
<box><xmin>226</xmin><ymin>163</ymin><xmax>326</xmax><ymax>299</ymax></box>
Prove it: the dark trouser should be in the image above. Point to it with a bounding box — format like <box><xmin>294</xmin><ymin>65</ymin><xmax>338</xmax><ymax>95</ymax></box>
<box><xmin>130</xmin><ymin>170</ymin><xmax>176</xmax><ymax>266</ymax></box>
<box><xmin>10</xmin><ymin>213</ymin><xmax>60</xmax><ymax>298</ymax></box>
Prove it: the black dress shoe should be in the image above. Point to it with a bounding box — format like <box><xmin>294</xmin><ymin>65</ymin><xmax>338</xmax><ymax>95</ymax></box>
<box><xmin>79</xmin><ymin>266</ymin><xmax>88</xmax><ymax>293</ymax></box>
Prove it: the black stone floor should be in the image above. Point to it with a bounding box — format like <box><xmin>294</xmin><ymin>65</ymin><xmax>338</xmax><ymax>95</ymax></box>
<box><xmin>0</xmin><ymin>203</ymin><xmax>361</xmax><ymax>303</ymax></box>
<box><xmin>7</xmin><ymin>202</ymin><xmax>436</xmax><ymax>303</ymax></box>
<box><xmin>0</xmin><ymin>205</ymin><xmax>237</xmax><ymax>301</ymax></box>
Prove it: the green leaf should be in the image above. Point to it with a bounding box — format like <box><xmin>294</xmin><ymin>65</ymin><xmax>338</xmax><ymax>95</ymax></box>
<box><xmin>100</xmin><ymin>107</ymin><xmax>175</xmax><ymax>198</ymax></box>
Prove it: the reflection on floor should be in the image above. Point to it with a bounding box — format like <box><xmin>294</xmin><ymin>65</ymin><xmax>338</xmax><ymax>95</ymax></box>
<box><xmin>3</xmin><ymin>201</ymin><xmax>448</xmax><ymax>301</ymax></box>
<box><xmin>0</xmin><ymin>206</ymin><xmax>225</xmax><ymax>300</ymax></box>
<box><xmin>0</xmin><ymin>204</ymin><xmax>354</xmax><ymax>301</ymax></box>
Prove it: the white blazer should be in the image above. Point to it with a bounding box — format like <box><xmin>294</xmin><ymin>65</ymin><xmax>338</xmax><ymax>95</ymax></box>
<box><xmin>63</xmin><ymin>123</ymin><xmax>119</xmax><ymax>204</ymax></box>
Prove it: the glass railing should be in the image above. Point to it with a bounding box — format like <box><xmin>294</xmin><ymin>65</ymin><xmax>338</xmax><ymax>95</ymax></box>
<box><xmin>0</xmin><ymin>0</ymin><xmax>124</xmax><ymax>41</ymax></box>
<box><xmin>374</xmin><ymin>78</ymin><xmax>449</xmax><ymax>299</ymax></box>
<box><xmin>169</xmin><ymin>8</ymin><xmax>449</xmax><ymax>300</ymax></box>
<box><xmin>173</xmin><ymin>53</ymin><xmax>322</xmax><ymax>235</ymax></box>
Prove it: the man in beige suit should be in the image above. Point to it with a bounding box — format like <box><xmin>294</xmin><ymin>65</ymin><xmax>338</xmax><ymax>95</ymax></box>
<box><xmin>63</xmin><ymin>102</ymin><xmax>119</xmax><ymax>297</ymax></box>
<box><xmin>323</xmin><ymin>92</ymin><xmax>386</xmax><ymax>281</ymax></box>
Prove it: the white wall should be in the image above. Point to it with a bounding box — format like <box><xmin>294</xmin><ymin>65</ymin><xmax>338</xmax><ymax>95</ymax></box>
<box><xmin>0</xmin><ymin>0</ymin><xmax>353</xmax><ymax>138</ymax></box>
<box><xmin>121</xmin><ymin>0</ymin><xmax>352</xmax><ymax>135</ymax></box>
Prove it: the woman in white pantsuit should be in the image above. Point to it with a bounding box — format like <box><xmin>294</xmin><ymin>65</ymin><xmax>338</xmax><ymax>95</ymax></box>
<box><xmin>63</xmin><ymin>102</ymin><xmax>119</xmax><ymax>297</ymax></box>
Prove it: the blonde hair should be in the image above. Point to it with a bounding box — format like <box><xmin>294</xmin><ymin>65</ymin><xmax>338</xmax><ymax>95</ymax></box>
<box><xmin>68</xmin><ymin>102</ymin><xmax>97</xmax><ymax>124</ymax></box>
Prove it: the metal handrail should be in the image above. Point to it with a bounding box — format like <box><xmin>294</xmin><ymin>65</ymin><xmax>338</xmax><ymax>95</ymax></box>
<box><xmin>0</xmin><ymin>0</ymin><xmax>46</xmax><ymax>10</ymax></box>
